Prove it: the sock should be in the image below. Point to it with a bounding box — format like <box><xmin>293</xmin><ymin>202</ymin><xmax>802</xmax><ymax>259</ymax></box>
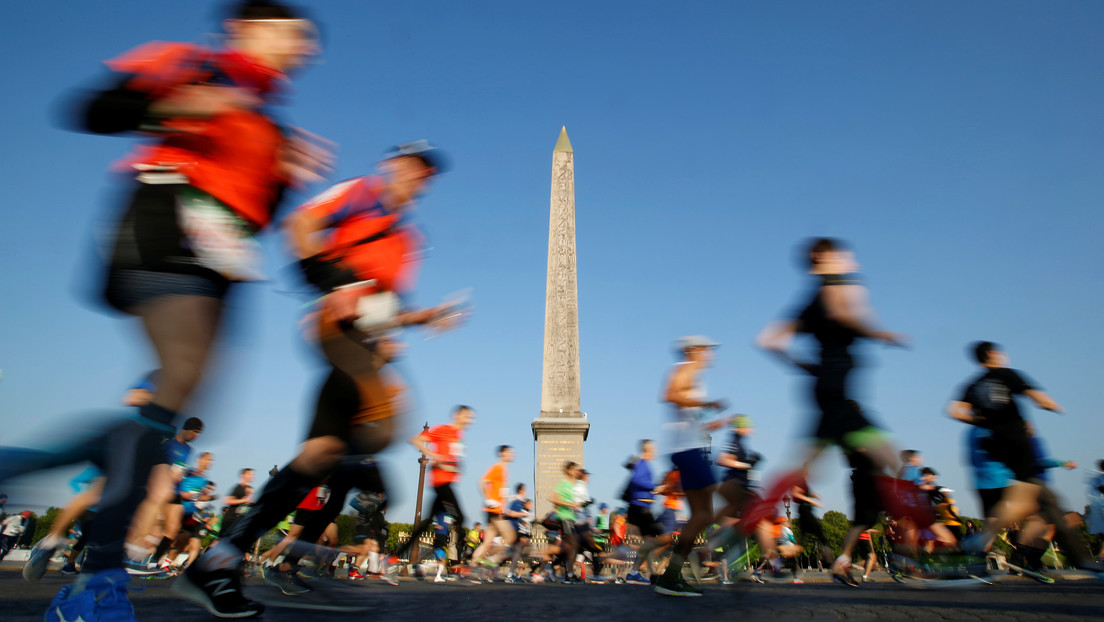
<box><xmin>664</xmin><ymin>553</ymin><xmax>687</xmax><ymax>579</ymax></box>
<box><xmin>368</xmin><ymin>552</ymin><xmax>379</xmax><ymax>573</ymax></box>
<box><xmin>153</xmin><ymin>536</ymin><xmax>173</xmax><ymax>562</ymax></box>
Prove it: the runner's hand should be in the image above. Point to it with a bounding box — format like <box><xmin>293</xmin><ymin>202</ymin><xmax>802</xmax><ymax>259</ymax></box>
<box><xmin>279</xmin><ymin>127</ymin><xmax>335</xmax><ymax>186</ymax></box>
<box><xmin>874</xmin><ymin>331</ymin><xmax>909</xmax><ymax>348</ymax></box>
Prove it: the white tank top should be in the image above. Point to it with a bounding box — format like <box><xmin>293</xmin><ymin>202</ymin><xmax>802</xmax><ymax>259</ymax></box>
<box><xmin>664</xmin><ymin>362</ymin><xmax>711</xmax><ymax>453</ymax></box>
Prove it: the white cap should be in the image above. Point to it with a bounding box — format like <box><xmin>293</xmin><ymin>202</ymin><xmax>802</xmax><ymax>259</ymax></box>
<box><xmin>676</xmin><ymin>335</ymin><xmax>719</xmax><ymax>352</ymax></box>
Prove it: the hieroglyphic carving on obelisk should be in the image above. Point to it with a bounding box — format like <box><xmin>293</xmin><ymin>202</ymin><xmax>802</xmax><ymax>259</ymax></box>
<box><xmin>532</xmin><ymin>127</ymin><xmax>590</xmax><ymax>521</ymax></box>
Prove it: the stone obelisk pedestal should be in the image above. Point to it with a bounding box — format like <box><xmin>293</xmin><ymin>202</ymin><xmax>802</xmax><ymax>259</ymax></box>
<box><xmin>532</xmin><ymin>127</ymin><xmax>590</xmax><ymax>521</ymax></box>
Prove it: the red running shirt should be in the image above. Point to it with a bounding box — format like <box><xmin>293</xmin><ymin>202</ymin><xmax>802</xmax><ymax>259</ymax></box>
<box><xmin>106</xmin><ymin>42</ymin><xmax>290</xmax><ymax>229</ymax></box>
<box><xmin>423</xmin><ymin>424</ymin><xmax>464</xmax><ymax>487</ymax></box>
<box><xmin>296</xmin><ymin>176</ymin><xmax>424</xmax><ymax>295</ymax></box>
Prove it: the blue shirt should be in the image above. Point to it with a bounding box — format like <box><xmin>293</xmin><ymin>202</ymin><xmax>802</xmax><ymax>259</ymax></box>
<box><xmin>507</xmin><ymin>498</ymin><xmax>526</xmax><ymax>531</ymax></box>
<box><xmin>628</xmin><ymin>459</ymin><xmax>655</xmax><ymax>508</ymax></box>
<box><xmin>162</xmin><ymin>437</ymin><xmax>191</xmax><ymax>470</ymax></box>
<box><xmin>899</xmin><ymin>464</ymin><xmax>924</xmax><ymax>486</ymax></box>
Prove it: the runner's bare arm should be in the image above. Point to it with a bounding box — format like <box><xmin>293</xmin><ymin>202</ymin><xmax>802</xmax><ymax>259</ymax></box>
<box><xmin>821</xmin><ymin>284</ymin><xmax>906</xmax><ymax>346</ymax></box>
<box><xmin>663</xmin><ymin>364</ymin><xmax>723</xmax><ymax>409</ymax></box>
<box><xmin>757</xmin><ymin>320</ymin><xmax>817</xmax><ymax>372</ymax></box>
<box><xmin>947</xmin><ymin>400</ymin><xmax>976</xmax><ymax>424</ymax></box>
<box><xmin>1024</xmin><ymin>389</ymin><xmax>1063</xmax><ymax>413</ymax></box>
<box><xmin>408</xmin><ymin>431</ymin><xmax>440</xmax><ymax>462</ymax></box>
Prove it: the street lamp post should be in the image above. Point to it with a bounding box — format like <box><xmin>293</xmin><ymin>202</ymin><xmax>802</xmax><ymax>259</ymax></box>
<box><xmin>410</xmin><ymin>422</ymin><xmax>430</xmax><ymax>568</ymax></box>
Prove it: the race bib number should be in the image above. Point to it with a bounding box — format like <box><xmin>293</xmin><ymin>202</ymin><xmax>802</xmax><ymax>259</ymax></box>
<box><xmin>353</xmin><ymin>292</ymin><xmax>400</xmax><ymax>334</ymax></box>
<box><xmin>177</xmin><ymin>188</ymin><xmax>264</xmax><ymax>281</ymax></box>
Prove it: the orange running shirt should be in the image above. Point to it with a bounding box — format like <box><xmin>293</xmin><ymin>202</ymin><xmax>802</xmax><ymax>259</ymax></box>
<box><xmin>482</xmin><ymin>463</ymin><xmax>508</xmax><ymax>515</ymax></box>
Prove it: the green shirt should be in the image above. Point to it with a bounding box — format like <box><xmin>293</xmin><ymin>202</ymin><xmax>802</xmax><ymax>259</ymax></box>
<box><xmin>555</xmin><ymin>479</ymin><xmax>576</xmax><ymax>521</ymax></box>
<box><xmin>595</xmin><ymin>514</ymin><xmax>610</xmax><ymax>530</ymax></box>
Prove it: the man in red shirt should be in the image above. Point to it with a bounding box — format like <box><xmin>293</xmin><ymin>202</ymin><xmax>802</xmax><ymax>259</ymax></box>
<box><xmin>389</xmin><ymin>406</ymin><xmax>476</xmax><ymax>571</ymax></box>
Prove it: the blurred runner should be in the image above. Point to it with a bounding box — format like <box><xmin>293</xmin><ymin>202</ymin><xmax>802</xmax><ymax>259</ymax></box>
<box><xmin>179</xmin><ymin>141</ymin><xmax>459</xmax><ymax>617</ymax></box>
<box><xmin>655</xmin><ymin>335</ymin><xmax>728</xmax><ymax>597</ymax></box>
<box><xmin>950</xmin><ymin>341</ymin><xmax>1102</xmax><ymax>577</ymax></box>
<box><xmin>758</xmin><ymin>238</ymin><xmax>907</xmax><ymax>586</ymax></box>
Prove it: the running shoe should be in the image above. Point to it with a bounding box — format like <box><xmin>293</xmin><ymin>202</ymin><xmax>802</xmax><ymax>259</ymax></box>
<box><xmin>23</xmin><ymin>543</ymin><xmax>55</xmax><ymax>581</ymax></box>
<box><xmin>434</xmin><ymin>574</ymin><xmax>448</xmax><ymax>583</ymax></box>
<box><xmin>174</xmin><ymin>565</ymin><xmax>265</xmax><ymax>619</ymax></box>
<box><xmin>615</xmin><ymin>577</ymin><xmax>626</xmax><ymax>585</ymax></box>
<box><xmin>262</xmin><ymin>566</ymin><xmax>312</xmax><ymax>595</ymax></box>
<box><xmin>505</xmin><ymin>575</ymin><xmax>523</xmax><ymax>584</ymax></box>
<box><xmin>59</xmin><ymin>562</ymin><xmax>80</xmax><ymax>575</ymax></box>
<box><xmin>624</xmin><ymin>571</ymin><xmax>650</xmax><ymax>586</ymax></box>
<box><xmin>831</xmin><ymin>558</ymin><xmax>859</xmax><ymax>588</ymax></box>
<box><xmin>654</xmin><ymin>575</ymin><xmax>702</xmax><ymax>597</ymax></box>
<box><xmin>380</xmin><ymin>564</ymin><xmax>400</xmax><ymax>586</ymax></box>
<box><xmin>530</xmin><ymin>572</ymin><xmax>545</xmax><ymax>583</ymax></box>
<box><xmin>562</xmin><ymin>574</ymin><xmax>583</xmax><ymax>584</ymax></box>
<box><xmin>720</xmin><ymin>577</ymin><xmax>734</xmax><ymax>585</ymax></box>
<box><xmin>123</xmin><ymin>559</ymin><xmax>163</xmax><ymax>577</ymax></box>
<box><xmin>45</xmin><ymin>567</ymin><xmax>137</xmax><ymax>622</ymax></box>
<box><xmin>348</xmin><ymin>568</ymin><xmax>365</xmax><ymax>580</ymax></box>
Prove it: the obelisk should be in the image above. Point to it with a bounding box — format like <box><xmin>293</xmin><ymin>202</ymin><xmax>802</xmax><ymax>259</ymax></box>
<box><xmin>532</xmin><ymin>127</ymin><xmax>590</xmax><ymax>521</ymax></box>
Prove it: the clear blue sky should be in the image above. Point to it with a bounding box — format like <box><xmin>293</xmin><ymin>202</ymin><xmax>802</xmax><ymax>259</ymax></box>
<box><xmin>1</xmin><ymin>1</ymin><xmax>1102</xmax><ymax>525</ymax></box>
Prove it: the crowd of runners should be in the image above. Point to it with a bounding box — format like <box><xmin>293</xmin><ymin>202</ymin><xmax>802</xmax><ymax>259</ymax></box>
<box><xmin>0</xmin><ymin>1</ymin><xmax>1102</xmax><ymax>621</ymax></box>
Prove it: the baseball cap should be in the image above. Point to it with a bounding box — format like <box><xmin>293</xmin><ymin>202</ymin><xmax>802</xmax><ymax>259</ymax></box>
<box><xmin>732</xmin><ymin>415</ymin><xmax>753</xmax><ymax>429</ymax></box>
<box><xmin>382</xmin><ymin>140</ymin><xmax>449</xmax><ymax>173</ymax></box>
<box><xmin>676</xmin><ymin>335</ymin><xmax>719</xmax><ymax>352</ymax></box>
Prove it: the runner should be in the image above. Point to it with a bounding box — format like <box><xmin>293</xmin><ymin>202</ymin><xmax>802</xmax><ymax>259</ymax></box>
<box><xmin>950</xmin><ymin>341</ymin><xmax>1102</xmax><ymax>576</ymax></box>
<box><xmin>757</xmin><ymin>238</ymin><xmax>907</xmax><ymax>586</ymax></box>
<box><xmin>623</xmin><ymin>440</ymin><xmax>672</xmax><ymax>585</ymax></box>
<box><xmin>470</xmin><ymin>445</ymin><xmax>518</xmax><ymax>575</ymax></box>
<box><xmin>790</xmin><ymin>477</ymin><xmax>835</xmax><ymax>572</ymax></box>
<box><xmin>178</xmin><ymin>141</ymin><xmax>458</xmax><ymax>617</ymax></box>
<box><xmin>552</xmin><ymin>461</ymin><xmax>582</xmax><ymax>583</ymax></box>
<box><xmin>25</xmin><ymin>375</ymin><xmax>163</xmax><ymax>582</ymax></box>
<box><xmin>0</xmin><ymin>4</ymin><xmax>326</xmax><ymax>620</ymax></box>
<box><xmin>505</xmin><ymin>490</ymin><xmax>533</xmax><ymax>582</ymax></box>
<box><xmin>388</xmin><ymin>405</ymin><xmax>475</xmax><ymax>575</ymax></box>
<box><xmin>218</xmin><ymin>469</ymin><xmax>255</xmax><ymax>545</ymax></box>
<box><xmin>0</xmin><ymin>511</ymin><xmax>32</xmax><ymax>563</ymax></box>
<box><xmin>655</xmin><ymin>336</ymin><xmax>728</xmax><ymax>597</ymax></box>
<box><xmin>709</xmin><ymin>415</ymin><xmax>775</xmax><ymax>573</ymax></box>
<box><xmin>1088</xmin><ymin>461</ymin><xmax>1104</xmax><ymax>562</ymax></box>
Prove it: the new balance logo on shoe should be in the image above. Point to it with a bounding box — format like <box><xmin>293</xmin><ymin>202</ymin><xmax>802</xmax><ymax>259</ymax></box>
<box><xmin>206</xmin><ymin>578</ymin><xmax>235</xmax><ymax>597</ymax></box>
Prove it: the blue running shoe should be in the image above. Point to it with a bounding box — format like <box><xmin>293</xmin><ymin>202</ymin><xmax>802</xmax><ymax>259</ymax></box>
<box><xmin>45</xmin><ymin>568</ymin><xmax>137</xmax><ymax>622</ymax></box>
<box><xmin>24</xmin><ymin>544</ymin><xmax>55</xmax><ymax>581</ymax></box>
<box><xmin>624</xmin><ymin>571</ymin><xmax>650</xmax><ymax>586</ymax></box>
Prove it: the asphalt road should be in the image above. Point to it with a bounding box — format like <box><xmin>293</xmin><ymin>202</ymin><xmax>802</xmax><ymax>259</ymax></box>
<box><xmin>3</xmin><ymin>567</ymin><xmax>1103</xmax><ymax>621</ymax></box>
